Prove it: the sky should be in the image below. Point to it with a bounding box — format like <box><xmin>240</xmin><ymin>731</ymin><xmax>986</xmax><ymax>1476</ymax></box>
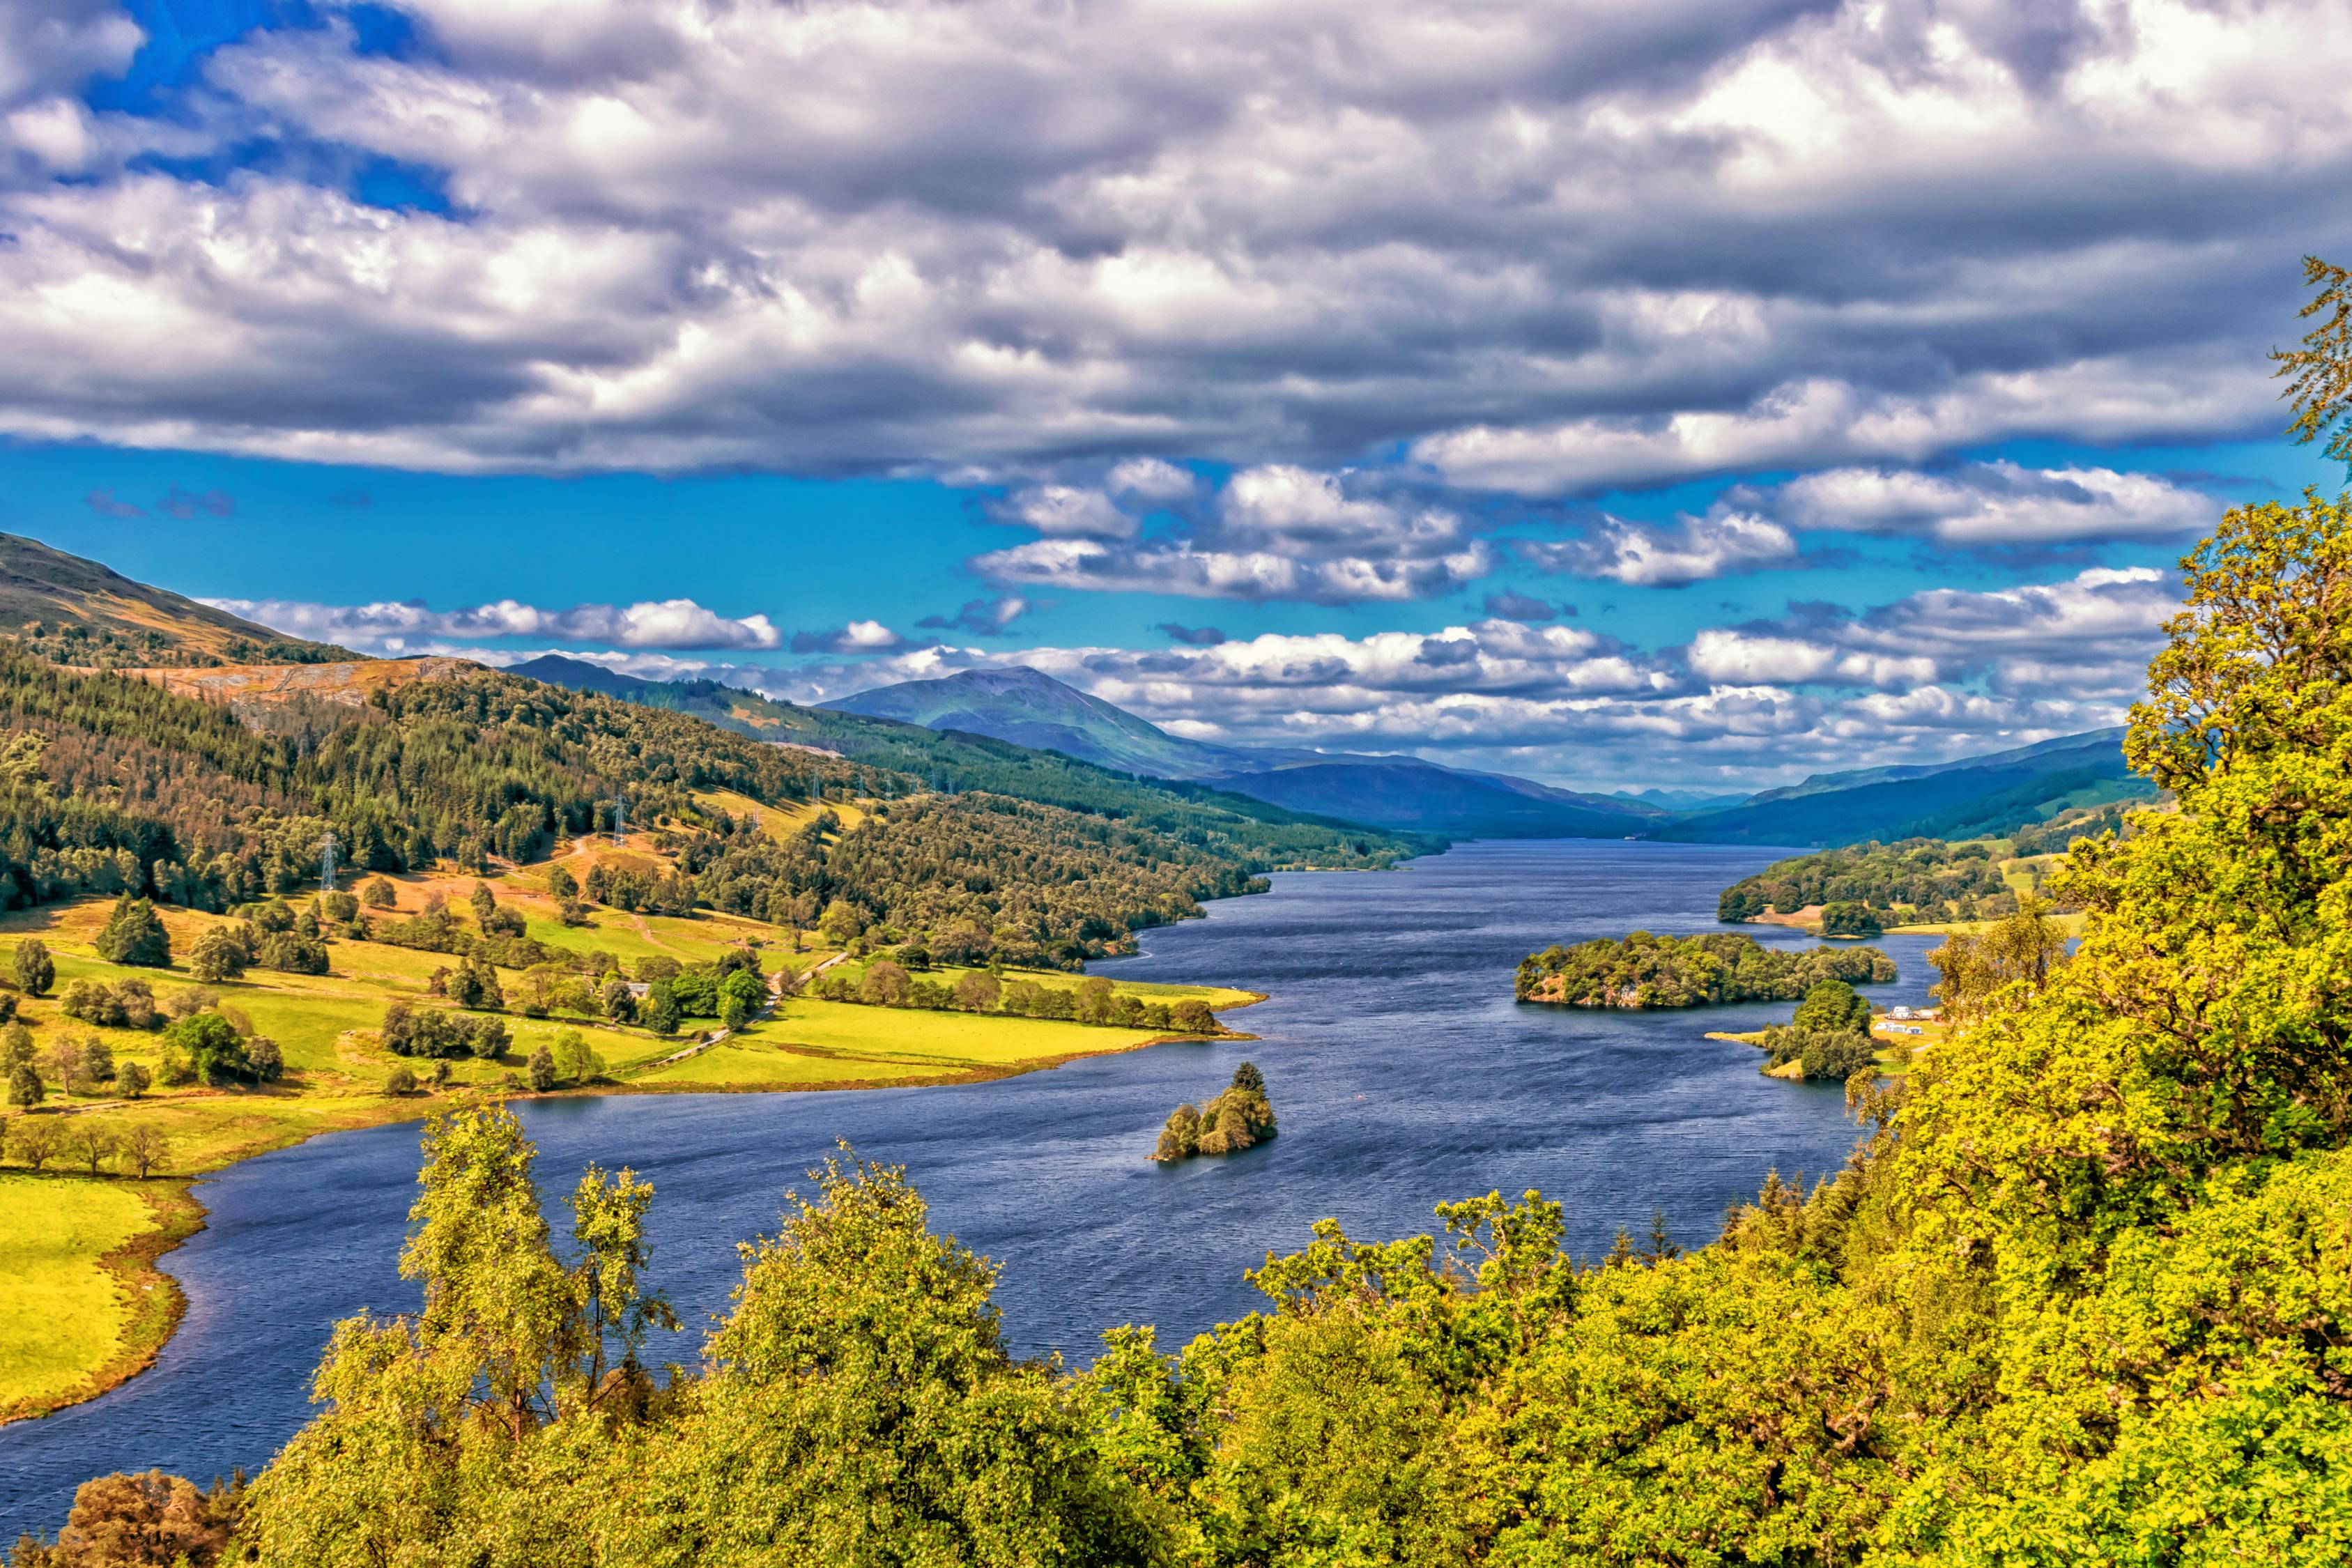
<box><xmin>0</xmin><ymin>0</ymin><xmax>2346</xmax><ymax>791</ymax></box>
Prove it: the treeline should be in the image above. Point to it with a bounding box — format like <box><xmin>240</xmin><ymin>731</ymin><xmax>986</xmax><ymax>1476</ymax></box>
<box><xmin>517</xmin><ymin>658</ymin><xmax>1425</xmax><ymax>874</ymax></box>
<box><xmin>677</xmin><ymin>794</ymin><xmax>1270</xmax><ymax>966</ymax></box>
<box><xmin>1717</xmin><ymin>801</ymin><xmax>2150</xmax><ymax>925</ymax></box>
<box><xmin>1716</xmin><ymin>837</ymin><xmax>2008</xmax><ymax>923</ymax></box>
<box><xmin>1515</xmin><ymin>930</ymin><xmax>1894</xmax><ymax>1007</ymax></box>
<box><xmin>805</xmin><ymin>961</ymin><xmax>1220</xmax><ymax>1032</ymax></box>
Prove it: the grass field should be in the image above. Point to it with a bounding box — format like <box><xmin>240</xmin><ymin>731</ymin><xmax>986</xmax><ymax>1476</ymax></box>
<box><xmin>0</xmin><ymin>856</ymin><xmax>1254</xmax><ymax>1426</ymax></box>
<box><xmin>0</xmin><ymin>1176</ymin><xmax>190</xmax><ymax>1422</ymax></box>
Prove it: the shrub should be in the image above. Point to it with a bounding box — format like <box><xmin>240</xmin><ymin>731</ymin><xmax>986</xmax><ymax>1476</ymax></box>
<box><xmin>385</xmin><ymin>1064</ymin><xmax>417</xmax><ymax>1096</ymax></box>
<box><xmin>166</xmin><ymin>1012</ymin><xmax>253</xmax><ymax>1087</ymax></box>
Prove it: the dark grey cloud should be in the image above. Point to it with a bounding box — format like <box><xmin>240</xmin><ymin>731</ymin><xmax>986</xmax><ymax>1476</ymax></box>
<box><xmin>82</xmin><ymin>486</ymin><xmax>141</xmax><ymax>518</ymax></box>
<box><xmin>1155</xmin><ymin>622</ymin><xmax>1226</xmax><ymax>646</ymax></box>
<box><xmin>0</xmin><ymin>0</ymin><xmax>2337</xmax><ymax>482</ymax></box>
<box><xmin>161</xmin><ymin>484</ymin><xmax>235</xmax><ymax>519</ymax></box>
<box><xmin>916</xmin><ymin>594</ymin><xmax>1031</xmax><ymax>636</ymax></box>
<box><xmin>1481</xmin><ymin>591</ymin><xmax>1569</xmax><ymax>621</ymax></box>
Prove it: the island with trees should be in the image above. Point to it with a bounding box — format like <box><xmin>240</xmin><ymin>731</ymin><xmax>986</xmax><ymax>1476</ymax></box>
<box><xmin>1747</xmin><ymin>978</ymin><xmax>1882</xmax><ymax>1082</ymax></box>
<box><xmin>1514</xmin><ymin>930</ymin><xmax>1895</xmax><ymax>1008</ymax></box>
<box><xmin>1152</xmin><ymin>1061</ymin><xmax>1276</xmax><ymax>1160</ymax></box>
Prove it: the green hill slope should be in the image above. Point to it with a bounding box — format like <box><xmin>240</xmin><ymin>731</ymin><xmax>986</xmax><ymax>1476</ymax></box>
<box><xmin>0</xmin><ymin>533</ymin><xmax>354</xmax><ymax>668</ymax></box>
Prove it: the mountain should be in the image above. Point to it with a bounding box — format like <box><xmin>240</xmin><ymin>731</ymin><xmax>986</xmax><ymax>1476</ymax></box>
<box><xmin>822</xmin><ymin>666</ymin><xmax>1662</xmax><ymax>838</ymax></box>
<box><xmin>0</xmin><ymin>532</ymin><xmax>354</xmax><ymax>668</ymax></box>
<box><xmin>507</xmin><ymin>654</ymin><xmax>1431</xmax><ymax>866</ymax></box>
<box><xmin>1651</xmin><ymin>728</ymin><xmax>2153</xmax><ymax>847</ymax></box>
<box><xmin>822</xmin><ymin>666</ymin><xmax>1252</xmax><ymax>778</ymax></box>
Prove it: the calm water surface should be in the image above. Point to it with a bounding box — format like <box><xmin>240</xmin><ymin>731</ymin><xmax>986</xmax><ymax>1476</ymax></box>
<box><xmin>1</xmin><ymin>840</ymin><xmax>1949</xmax><ymax>1534</ymax></box>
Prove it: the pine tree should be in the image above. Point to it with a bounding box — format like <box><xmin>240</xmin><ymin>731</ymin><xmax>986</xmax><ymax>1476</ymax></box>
<box><xmin>93</xmin><ymin>895</ymin><xmax>172</xmax><ymax>967</ymax></box>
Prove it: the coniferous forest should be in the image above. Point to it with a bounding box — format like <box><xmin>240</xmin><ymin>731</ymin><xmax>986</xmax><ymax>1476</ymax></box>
<box><xmin>0</xmin><ymin>651</ymin><xmax>1413</xmax><ymax>964</ymax></box>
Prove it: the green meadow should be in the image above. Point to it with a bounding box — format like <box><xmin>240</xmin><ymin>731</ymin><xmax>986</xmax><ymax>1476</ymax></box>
<box><xmin>0</xmin><ymin>863</ymin><xmax>1254</xmax><ymax>1427</ymax></box>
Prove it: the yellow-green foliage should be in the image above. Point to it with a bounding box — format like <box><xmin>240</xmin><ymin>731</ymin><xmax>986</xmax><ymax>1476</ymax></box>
<box><xmin>0</xmin><ymin>1175</ymin><xmax>150</xmax><ymax>1412</ymax></box>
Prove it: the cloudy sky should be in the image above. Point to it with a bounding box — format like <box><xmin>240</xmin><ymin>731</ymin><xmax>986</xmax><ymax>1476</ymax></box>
<box><xmin>1</xmin><ymin>0</ymin><xmax>2346</xmax><ymax>789</ymax></box>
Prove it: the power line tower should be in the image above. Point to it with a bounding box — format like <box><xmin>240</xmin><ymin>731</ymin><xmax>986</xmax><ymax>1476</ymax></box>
<box><xmin>318</xmin><ymin>831</ymin><xmax>341</xmax><ymax>893</ymax></box>
<box><xmin>610</xmin><ymin>793</ymin><xmax>627</xmax><ymax>847</ymax></box>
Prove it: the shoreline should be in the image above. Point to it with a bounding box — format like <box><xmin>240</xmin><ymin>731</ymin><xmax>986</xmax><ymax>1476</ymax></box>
<box><xmin>0</xmin><ymin>993</ymin><xmax>1265</xmax><ymax>1431</ymax></box>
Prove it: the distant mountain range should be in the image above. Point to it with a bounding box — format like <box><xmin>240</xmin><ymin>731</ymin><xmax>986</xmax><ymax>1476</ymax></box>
<box><xmin>1645</xmin><ymin>728</ymin><xmax>2155</xmax><ymax>845</ymax></box>
<box><xmin>821</xmin><ymin>666</ymin><xmax>2155</xmax><ymax>847</ymax></box>
<box><xmin>823</xmin><ymin>666</ymin><xmax>1668</xmax><ymax>838</ymax></box>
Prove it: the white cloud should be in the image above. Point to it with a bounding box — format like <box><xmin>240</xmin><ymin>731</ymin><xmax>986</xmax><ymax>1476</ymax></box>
<box><xmin>1521</xmin><ymin>507</ymin><xmax>1796</xmax><ymax>586</ymax></box>
<box><xmin>974</xmin><ymin>462</ymin><xmax>1494</xmax><ymax>603</ymax></box>
<box><xmin>208</xmin><ymin>594</ymin><xmax>784</xmax><ymax>651</ymax></box>
<box><xmin>1107</xmin><ymin>457</ymin><xmax>1196</xmax><ymax>500</ymax></box>
<box><xmin>1001</xmin><ymin>484</ymin><xmax>1138</xmax><ymax>539</ymax></box>
<box><xmin>1775</xmin><ymin>461</ymin><xmax>2218</xmax><ymax>544</ymax></box>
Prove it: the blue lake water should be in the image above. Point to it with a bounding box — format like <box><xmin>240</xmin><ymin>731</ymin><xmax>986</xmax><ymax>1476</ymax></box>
<box><xmin>1</xmin><ymin>839</ymin><xmax>1949</xmax><ymax>1535</ymax></box>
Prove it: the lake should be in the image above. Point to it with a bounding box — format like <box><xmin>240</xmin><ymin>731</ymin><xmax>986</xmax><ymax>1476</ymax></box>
<box><xmin>0</xmin><ymin>839</ymin><xmax>1951</xmax><ymax>1536</ymax></box>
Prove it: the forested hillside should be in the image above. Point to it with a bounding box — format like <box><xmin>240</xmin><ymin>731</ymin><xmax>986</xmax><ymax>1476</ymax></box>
<box><xmin>1716</xmin><ymin>801</ymin><xmax>2153</xmax><ymax>924</ymax></box>
<box><xmin>0</xmin><ymin>533</ymin><xmax>351</xmax><ymax>668</ymax></box>
<box><xmin>0</xmin><ymin>647</ymin><xmax>1397</xmax><ymax>964</ymax></box>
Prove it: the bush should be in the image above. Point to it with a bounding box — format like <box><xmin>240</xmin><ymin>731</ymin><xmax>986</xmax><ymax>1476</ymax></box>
<box><xmin>63</xmin><ymin>978</ymin><xmax>162</xmax><ymax>1030</ymax></box>
<box><xmin>165</xmin><ymin>1012</ymin><xmax>254</xmax><ymax>1086</ymax></box>
<box><xmin>385</xmin><ymin>1064</ymin><xmax>417</xmax><ymax>1096</ymax></box>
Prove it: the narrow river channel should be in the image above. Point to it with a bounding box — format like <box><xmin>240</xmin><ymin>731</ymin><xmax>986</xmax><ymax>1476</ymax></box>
<box><xmin>2</xmin><ymin>839</ymin><xmax>1952</xmax><ymax>1535</ymax></box>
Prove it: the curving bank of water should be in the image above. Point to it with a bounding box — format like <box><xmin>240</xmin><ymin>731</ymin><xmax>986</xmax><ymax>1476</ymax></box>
<box><xmin>0</xmin><ymin>840</ymin><xmax>1951</xmax><ymax>1537</ymax></box>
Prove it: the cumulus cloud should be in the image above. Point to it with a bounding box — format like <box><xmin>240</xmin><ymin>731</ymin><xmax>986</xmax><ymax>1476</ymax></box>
<box><xmin>997</xmin><ymin>485</ymin><xmax>1137</xmax><ymax>540</ymax></box>
<box><xmin>318</xmin><ymin>555</ymin><xmax>2177</xmax><ymax>788</ymax></box>
<box><xmin>1108</xmin><ymin>459</ymin><xmax>1197</xmax><ymax>500</ymax></box>
<box><xmin>210</xmin><ymin>595</ymin><xmax>785</xmax><ymax>651</ymax></box>
<box><xmin>1521</xmin><ymin>508</ymin><xmax>1796</xmax><ymax>587</ymax></box>
<box><xmin>1773</xmin><ymin>462</ymin><xmax>2218</xmax><ymax>544</ymax></box>
<box><xmin>974</xmin><ymin>463</ymin><xmax>1493</xmax><ymax>603</ymax></box>
<box><xmin>0</xmin><ymin>0</ymin><xmax>2338</xmax><ymax>477</ymax></box>
<box><xmin>790</xmin><ymin>619</ymin><xmax>906</xmax><ymax>654</ymax></box>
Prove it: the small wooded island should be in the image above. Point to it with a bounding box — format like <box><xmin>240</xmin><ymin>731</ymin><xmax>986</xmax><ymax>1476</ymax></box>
<box><xmin>1750</xmin><ymin>978</ymin><xmax>1882</xmax><ymax>1081</ymax></box>
<box><xmin>1515</xmin><ymin>930</ymin><xmax>1895</xmax><ymax>1008</ymax></box>
<box><xmin>1153</xmin><ymin>1061</ymin><xmax>1276</xmax><ymax>1160</ymax></box>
